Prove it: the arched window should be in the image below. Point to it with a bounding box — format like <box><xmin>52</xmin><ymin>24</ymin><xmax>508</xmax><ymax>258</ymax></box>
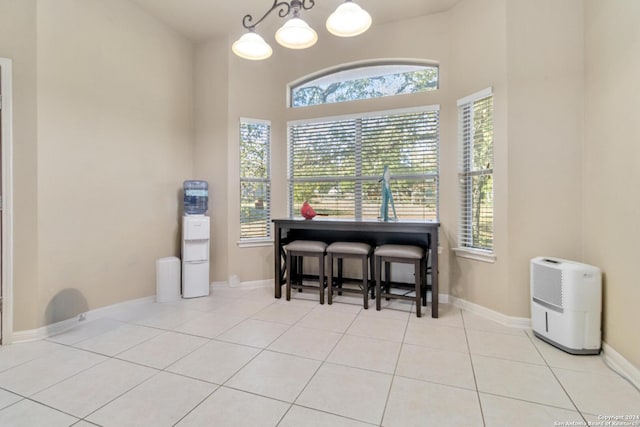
<box><xmin>290</xmin><ymin>60</ymin><xmax>438</xmax><ymax>108</ymax></box>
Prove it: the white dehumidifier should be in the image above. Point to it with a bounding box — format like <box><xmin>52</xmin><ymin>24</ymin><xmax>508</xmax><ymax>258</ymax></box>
<box><xmin>530</xmin><ymin>257</ymin><xmax>602</xmax><ymax>355</ymax></box>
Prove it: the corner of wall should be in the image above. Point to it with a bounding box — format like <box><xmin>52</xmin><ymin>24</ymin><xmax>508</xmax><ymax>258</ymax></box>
<box><xmin>194</xmin><ymin>38</ymin><xmax>230</xmax><ymax>281</ymax></box>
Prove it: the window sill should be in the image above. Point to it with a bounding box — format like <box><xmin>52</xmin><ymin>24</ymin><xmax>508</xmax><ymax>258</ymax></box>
<box><xmin>237</xmin><ymin>239</ymin><xmax>273</xmax><ymax>248</ymax></box>
<box><xmin>452</xmin><ymin>247</ymin><xmax>496</xmax><ymax>263</ymax></box>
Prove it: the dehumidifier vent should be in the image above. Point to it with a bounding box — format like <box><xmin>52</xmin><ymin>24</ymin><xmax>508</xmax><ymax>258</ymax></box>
<box><xmin>532</xmin><ymin>259</ymin><xmax>563</xmax><ymax>312</ymax></box>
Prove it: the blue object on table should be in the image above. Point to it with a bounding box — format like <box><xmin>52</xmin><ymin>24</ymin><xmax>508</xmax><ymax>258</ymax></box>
<box><xmin>380</xmin><ymin>166</ymin><xmax>397</xmax><ymax>222</ymax></box>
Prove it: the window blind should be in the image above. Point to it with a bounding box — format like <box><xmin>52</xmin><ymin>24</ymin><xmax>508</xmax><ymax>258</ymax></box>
<box><xmin>457</xmin><ymin>88</ymin><xmax>494</xmax><ymax>251</ymax></box>
<box><xmin>240</xmin><ymin>119</ymin><xmax>271</xmax><ymax>241</ymax></box>
<box><xmin>288</xmin><ymin>106</ymin><xmax>439</xmax><ymax>220</ymax></box>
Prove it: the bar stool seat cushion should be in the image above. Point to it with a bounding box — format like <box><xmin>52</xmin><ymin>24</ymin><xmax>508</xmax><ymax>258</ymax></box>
<box><xmin>375</xmin><ymin>244</ymin><xmax>424</xmax><ymax>259</ymax></box>
<box><xmin>284</xmin><ymin>240</ymin><xmax>327</xmax><ymax>253</ymax></box>
<box><xmin>327</xmin><ymin>242</ymin><xmax>371</xmax><ymax>255</ymax></box>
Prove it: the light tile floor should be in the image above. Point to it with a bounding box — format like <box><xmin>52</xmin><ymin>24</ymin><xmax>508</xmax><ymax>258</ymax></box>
<box><xmin>0</xmin><ymin>284</ymin><xmax>638</xmax><ymax>426</ymax></box>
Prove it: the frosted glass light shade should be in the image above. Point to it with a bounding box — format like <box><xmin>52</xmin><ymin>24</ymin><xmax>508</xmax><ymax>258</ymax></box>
<box><xmin>326</xmin><ymin>1</ymin><xmax>372</xmax><ymax>37</ymax></box>
<box><xmin>275</xmin><ymin>17</ymin><xmax>318</xmax><ymax>49</ymax></box>
<box><xmin>232</xmin><ymin>32</ymin><xmax>273</xmax><ymax>60</ymax></box>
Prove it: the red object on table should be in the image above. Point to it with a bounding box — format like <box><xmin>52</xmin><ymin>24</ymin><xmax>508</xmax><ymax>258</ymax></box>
<box><xmin>301</xmin><ymin>201</ymin><xmax>317</xmax><ymax>219</ymax></box>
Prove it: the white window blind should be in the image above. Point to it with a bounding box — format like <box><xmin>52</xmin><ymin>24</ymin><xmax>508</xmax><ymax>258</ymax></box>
<box><xmin>288</xmin><ymin>106</ymin><xmax>439</xmax><ymax>220</ymax></box>
<box><xmin>240</xmin><ymin>118</ymin><xmax>271</xmax><ymax>241</ymax></box>
<box><xmin>457</xmin><ymin>88</ymin><xmax>494</xmax><ymax>251</ymax></box>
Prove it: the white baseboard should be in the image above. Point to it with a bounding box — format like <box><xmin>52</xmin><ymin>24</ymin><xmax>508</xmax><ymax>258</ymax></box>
<box><xmin>11</xmin><ymin>279</ymin><xmax>273</xmax><ymax>343</ymax></box>
<box><xmin>12</xmin><ymin>316</ymin><xmax>79</xmax><ymax>343</ymax></box>
<box><xmin>425</xmin><ymin>291</ymin><xmax>450</xmax><ymax>304</ymax></box>
<box><xmin>211</xmin><ymin>279</ymin><xmax>273</xmax><ymax>290</ymax></box>
<box><xmin>603</xmin><ymin>342</ymin><xmax>640</xmax><ymax>391</ymax></box>
<box><xmin>449</xmin><ymin>295</ymin><xmax>531</xmax><ymax>329</ymax></box>
<box><xmin>211</xmin><ymin>280</ymin><xmax>228</xmax><ymax>288</ymax></box>
<box><xmin>230</xmin><ymin>279</ymin><xmax>273</xmax><ymax>289</ymax></box>
<box><xmin>11</xmin><ymin>296</ymin><xmax>155</xmax><ymax>344</ymax></box>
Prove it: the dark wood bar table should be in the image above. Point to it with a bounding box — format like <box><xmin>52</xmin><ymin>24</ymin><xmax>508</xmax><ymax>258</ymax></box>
<box><xmin>273</xmin><ymin>218</ymin><xmax>440</xmax><ymax>318</ymax></box>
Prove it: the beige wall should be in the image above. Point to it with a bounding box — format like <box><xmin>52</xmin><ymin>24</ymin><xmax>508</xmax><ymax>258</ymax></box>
<box><xmin>448</xmin><ymin>0</ymin><xmax>586</xmax><ymax>320</ymax></box>
<box><xmin>0</xmin><ymin>0</ymin><xmax>40</xmax><ymax>331</ymax></box>
<box><xmin>505</xmin><ymin>0</ymin><xmax>585</xmax><ymax>317</ymax></box>
<box><xmin>448</xmin><ymin>0</ymin><xmax>510</xmax><ymax>313</ymax></box>
<box><xmin>584</xmin><ymin>0</ymin><xmax>640</xmax><ymax>368</ymax></box>
<box><xmin>194</xmin><ymin>38</ymin><xmax>229</xmax><ymax>282</ymax></box>
<box><xmin>6</xmin><ymin>0</ymin><xmax>194</xmax><ymax>331</ymax></box>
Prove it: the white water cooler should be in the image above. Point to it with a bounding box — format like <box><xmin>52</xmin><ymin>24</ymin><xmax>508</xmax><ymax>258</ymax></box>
<box><xmin>182</xmin><ymin>215</ymin><xmax>210</xmax><ymax>298</ymax></box>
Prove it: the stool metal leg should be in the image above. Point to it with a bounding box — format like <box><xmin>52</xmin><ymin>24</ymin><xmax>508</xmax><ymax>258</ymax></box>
<box><xmin>369</xmin><ymin>255</ymin><xmax>375</xmax><ymax>299</ymax></box>
<box><xmin>297</xmin><ymin>257</ymin><xmax>303</xmax><ymax>292</ymax></box>
<box><xmin>286</xmin><ymin>252</ymin><xmax>292</xmax><ymax>301</ymax></box>
<box><xmin>420</xmin><ymin>258</ymin><xmax>427</xmax><ymax>307</ymax></box>
<box><xmin>375</xmin><ymin>255</ymin><xmax>382</xmax><ymax>311</ymax></box>
<box><xmin>337</xmin><ymin>258</ymin><xmax>343</xmax><ymax>296</ymax></box>
<box><xmin>362</xmin><ymin>255</ymin><xmax>369</xmax><ymax>309</ymax></box>
<box><xmin>414</xmin><ymin>259</ymin><xmax>421</xmax><ymax>318</ymax></box>
<box><xmin>384</xmin><ymin>262</ymin><xmax>391</xmax><ymax>300</ymax></box>
<box><xmin>318</xmin><ymin>253</ymin><xmax>325</xmax><ymax>305</ymax></box>
<box><xmin>327</xmin><ymin>253</ymin><xmax>334</xmax><ymax>305</ymax></box>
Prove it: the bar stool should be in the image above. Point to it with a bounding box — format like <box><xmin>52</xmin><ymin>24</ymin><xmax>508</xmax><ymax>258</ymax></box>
<box><xmin>326</xmin><ymin>242</ymin><xmax>374</xmax><ymax>309</ymax></box>
<box><xmin>375</xmin><ymin>244</ymin><xmax>426</xmax><ymax>317</ymax></box>
<box><xmin>284</xmin><ymin>240</ymin><xmax>328</xmax><ymax>304</ymax></box>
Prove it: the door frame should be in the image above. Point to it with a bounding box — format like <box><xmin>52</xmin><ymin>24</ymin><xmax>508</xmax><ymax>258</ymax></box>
<box><xmin>0</xmin><ymin>57</ymin><xmax>14</xmax><ymax>345</ymax></box>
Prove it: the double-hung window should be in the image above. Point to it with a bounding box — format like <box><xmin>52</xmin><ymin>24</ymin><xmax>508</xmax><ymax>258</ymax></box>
<box><xmin>239</xmin><ymin>118</ymin><xmax>271</xmax><ymax>242</ymax></box>
<box><xmin>288</xmin><ymin>106</ymin><xmax>439</xmax><ymax>220</ymax></box>
<box><xmin>457</xmin><ymin>88</ymin><xmax>494</xmax><ymax>256</ymax></box>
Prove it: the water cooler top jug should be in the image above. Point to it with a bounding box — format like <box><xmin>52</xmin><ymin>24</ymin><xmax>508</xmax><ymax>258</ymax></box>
<box><xmin>184</xmin><ymin>180</ymin><xmax>208</xmax><ymax>215</ymax></box>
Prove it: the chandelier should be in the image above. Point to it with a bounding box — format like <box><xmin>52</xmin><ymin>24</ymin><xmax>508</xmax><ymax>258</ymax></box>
<box><xmin>232</xmin><ymin>0</ymin><xmax>372</xmax><ymax>61</ymax></box>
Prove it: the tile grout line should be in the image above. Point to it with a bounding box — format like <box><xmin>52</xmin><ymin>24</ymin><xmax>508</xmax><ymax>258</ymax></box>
<box><xmin>46</xmin><ymin>306</ymin><xmax>247</xmax><ymax>424</ymax></box>
<box><xmin>3</xmin><ymin>326</ymin><xmax>169</xmax><ymax>424</ymax></box>
<box><xmin>524</xmin><ymin>328</ymin><xmax>589</xmax><ymax>424</ymax></box>
<box><xmin>217</xmin><ymin>297</ymin><xmax>320</xmax><ymax>427</ymax></box>
<box><xmin>167</xmin><ymin>317</ymin><xmax>288</xmax><ymax>424</ymax></box>
<box><xmin>466</xmin><ymin>311</ymin><xmax>596</xmax><ymax>419</ymax></box>
<box><xmin>8</xmin><ymin>396</ymin><xmax>82</xmax><ymax>423</ymax></box>
<box><xmin>275</xmin><ymin>297</ymin><xmax>364</xmax><ymax>426</ymax></box>
<box><xmin>461</xmin><ymin>309</ymin><xmax>487</xmax><ymax>427</ymax></box>
<box><xmin>5</xmin><ymin>347</ymin><xmax>112</xmax><ymax>402</ymax></box>
<box><xmin>83</xmin><ymin>295</ymin><xmax>285</xmax><ymax>425</ymax></box>
<box><xmin>72</xmin><ymin>317</ymin><xmax>216</xmax><ymax>425</ymax></box>
<box><xmin>377</xmin><ymin>301</ymin><xmax>413</xmax><ymax>427</ymax></box>
<box><xmin>170</xmin><ymin>384</ymin><xmax>221</xmax><ymax>426</ymax></box>
<box><xmin>476</xmin><ymin>390</ymin><xmax>592</xmax><ymax>413</ymax></box>
<box><xmin>77</xmin><ymin>369</ymin><xmax>167</xmax><ymax>424</ymax></box>
<box><xmin>0</xmin><ymin>294</ymin><xmax>262</xmax><ymax>425</ymax></box>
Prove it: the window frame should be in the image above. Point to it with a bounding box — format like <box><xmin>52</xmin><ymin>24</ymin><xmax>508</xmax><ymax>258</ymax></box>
<box><xmin>455</xmin><ymin>87</ymin><xmax>496</xmax><ymax>262</ymax></box>
<box><xmin>287</xmin><ymin>105</ymin><xmax>440</xmax><ymax>221</ymax></box>
<box><xmin>239</xmin><ymin>118</ymin><xmax>272</xmax><ymax>245</ymax></box>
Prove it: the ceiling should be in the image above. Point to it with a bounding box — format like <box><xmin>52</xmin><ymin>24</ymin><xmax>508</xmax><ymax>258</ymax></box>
<box><xmin>128</xmin><ymin>0</ymin><xmax>462</xmax><ymax>42</ymax></box>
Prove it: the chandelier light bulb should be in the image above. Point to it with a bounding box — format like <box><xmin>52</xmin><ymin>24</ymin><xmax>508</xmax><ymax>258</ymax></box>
<box><xmin>275</xmin><ymin>17</ymin><xmax>318</xmax><ymax>49</ymax></box>
<box><xmin>326</xmin><ymin>1</ymin><xmax>372</xmax><ymax>37</ymax></box>
<box><xmin>232</xmin><ymin>31</ymin><xmax>273</xmax><ymax>60</ymax></box>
